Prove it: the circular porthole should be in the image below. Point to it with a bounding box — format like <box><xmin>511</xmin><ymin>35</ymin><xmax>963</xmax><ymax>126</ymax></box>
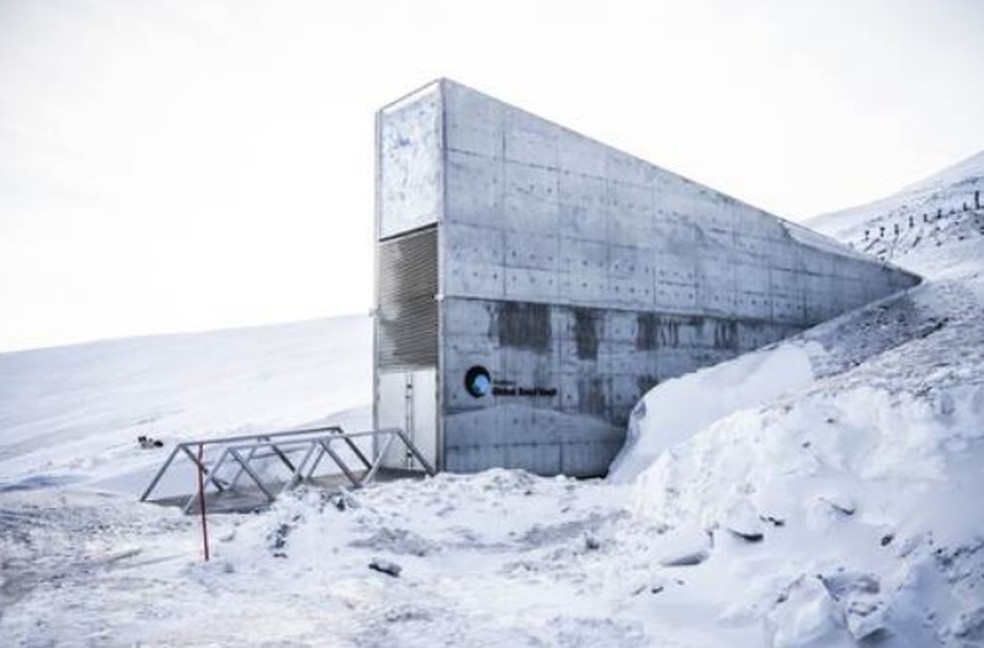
<box><xmin>464</xmin><ymin>365</ymin><xmax>491</xmax><ymax>398</ymax></box>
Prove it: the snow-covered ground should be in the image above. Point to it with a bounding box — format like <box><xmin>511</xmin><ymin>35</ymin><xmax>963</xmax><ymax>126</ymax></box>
<box><xmin>3</xmin><ymin>153</ymin><xmax>984</xmax><ymax>646</ymax></box>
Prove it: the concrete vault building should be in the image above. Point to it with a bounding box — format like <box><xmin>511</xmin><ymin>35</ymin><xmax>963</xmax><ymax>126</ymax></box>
<box><xmin>373</xmin><ymin>79</ymin><xmax>920</xmax><ymax>478</ymax></box>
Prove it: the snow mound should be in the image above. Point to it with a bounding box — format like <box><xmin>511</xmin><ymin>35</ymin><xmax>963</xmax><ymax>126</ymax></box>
<box><xmin>630</xmin><ymin>382</ymin><xmax>984</xmax><ymax>645</ymax></box>
<box><xmin>608</xmin><ymin>341</ymin><xmax>819</xmax><ymax>483</ymax></box>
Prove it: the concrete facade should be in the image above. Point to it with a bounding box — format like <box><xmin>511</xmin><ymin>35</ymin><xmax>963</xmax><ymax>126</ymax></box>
<box><xmin>374</xmin><ymin>79</ymin><xmax>920</xmax><ymax>477</ymax></box>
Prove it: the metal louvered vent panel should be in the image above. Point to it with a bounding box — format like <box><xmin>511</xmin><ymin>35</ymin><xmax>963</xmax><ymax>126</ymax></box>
<box><xmin>377</xmin><ymin>226</ymin><xmax>438</xmax><ymax>369</ymax></box>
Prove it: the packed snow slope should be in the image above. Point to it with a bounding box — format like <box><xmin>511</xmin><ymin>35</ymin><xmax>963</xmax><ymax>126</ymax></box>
<box><xmin>2</xmin><ymin>153</ymin><xmax>984</xmax><ymax>647</ymax></box>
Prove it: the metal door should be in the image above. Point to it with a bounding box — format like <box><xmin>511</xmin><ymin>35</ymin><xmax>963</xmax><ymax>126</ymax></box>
<box><xmin>375</xmin><ymin>368</ymin><xmax>437</xmax><ymax>470</ymax></box>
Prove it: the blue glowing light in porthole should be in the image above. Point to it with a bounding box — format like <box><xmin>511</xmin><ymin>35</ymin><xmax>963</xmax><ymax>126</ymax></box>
<box><xmin>464</xmin><ymin>366</ymin><xmax>491</xmax><ymax>398</ymax></box>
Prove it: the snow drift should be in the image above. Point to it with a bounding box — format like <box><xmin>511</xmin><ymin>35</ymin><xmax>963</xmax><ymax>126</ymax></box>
<box><xmin>607</xmin><ymin>341</ymin><xmax>819</xmax><ymax>484</ymax></box>
<box><xmin>631</xmin><ymin>382</ymin><xmax>984</xmax><ymax>644</ymax></box>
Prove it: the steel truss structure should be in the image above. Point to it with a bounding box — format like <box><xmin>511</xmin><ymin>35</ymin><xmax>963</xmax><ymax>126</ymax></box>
<box><xmin>140</xmin><ymin>426</ymin><xmax>435</xmax><ymax>513</ymax></box>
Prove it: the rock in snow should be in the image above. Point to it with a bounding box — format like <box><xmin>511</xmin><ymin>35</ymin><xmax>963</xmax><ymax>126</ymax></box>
<box><xmin>817</xmin><ymin>492</ymin><xmax>856</xmax><ymax>516</ymax></box>
<box><xmin>656</xmin><ymin>525</ymin><xmax>713</xmax><ymax>566</ymax></box>
<box><xmin>368</xmin><ymin>557</ymin><xmax>402</xmax><ymax>577</ymax></box>
<box><xmin>723</xmin><ymin>500</ymin><xmax>766</xmax><ymax>542</ymax></box>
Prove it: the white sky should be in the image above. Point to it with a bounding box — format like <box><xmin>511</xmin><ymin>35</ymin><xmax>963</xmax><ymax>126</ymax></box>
<box><xmin>1</xmin><ymin>0</ymin><xmax>983</xmax><ymax>352</ymax></box>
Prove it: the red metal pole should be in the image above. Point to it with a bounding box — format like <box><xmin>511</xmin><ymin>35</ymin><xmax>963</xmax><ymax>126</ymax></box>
<box><xmin>197</xmin><ymin>443</ymin><xmax>210</xmax><ymax>561</ymax></box>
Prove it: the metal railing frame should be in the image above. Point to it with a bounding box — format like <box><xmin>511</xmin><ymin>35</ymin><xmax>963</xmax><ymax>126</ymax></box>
<box><xmin>139</xmin><ymin>426</ymin><xmax>435</xmax><ymax>513</ymax></box>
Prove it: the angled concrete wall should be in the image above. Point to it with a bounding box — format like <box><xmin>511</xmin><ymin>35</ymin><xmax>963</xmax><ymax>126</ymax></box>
<box><xmin>375</xmin><ymin>79</ymin><xmax>920</xmax><ymax>477</ymax></box>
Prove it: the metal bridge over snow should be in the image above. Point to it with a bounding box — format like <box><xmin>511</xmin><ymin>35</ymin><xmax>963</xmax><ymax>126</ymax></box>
<box><xmin>140</xmin><ymin>426</ymin><xmax>435</xmax><ymax>513</ymax></box>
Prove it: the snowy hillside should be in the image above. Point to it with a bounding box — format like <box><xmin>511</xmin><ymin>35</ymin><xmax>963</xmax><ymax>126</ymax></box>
<box><xmin>810</xmin><ymin>149</ymin><xmax>984</xmax><ymax>265</ymax></box>
<box><xmin>3</xmin><ymin>155</ymin><xmax>984</xmax><ymax>645</ymax></box>
<box><xmin>0</xmin><ymin>316</ymin><xmax>371</xmax><ymax>494</ymax></box>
